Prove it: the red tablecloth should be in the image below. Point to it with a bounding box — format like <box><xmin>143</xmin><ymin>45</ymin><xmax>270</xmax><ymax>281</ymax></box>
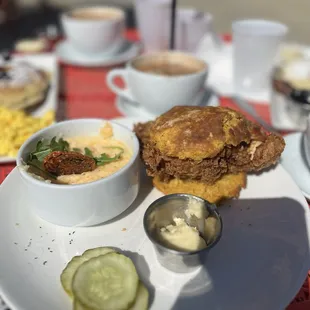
<box><xmin>1</xmin><ymin>29</ymin><xmax>309</xmax><ymax>309</ymax></box>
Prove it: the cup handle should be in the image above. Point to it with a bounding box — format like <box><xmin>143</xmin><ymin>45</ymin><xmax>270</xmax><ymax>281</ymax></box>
<box><xmin>106</xmin><ymin>69</ymin><xmax>135</xmax><ymax>102</ymax></box>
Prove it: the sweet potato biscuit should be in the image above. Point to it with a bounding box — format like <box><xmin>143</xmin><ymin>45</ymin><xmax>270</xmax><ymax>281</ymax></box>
<box><xmin>134</xmin><ymin>106</ymin><xmax>285</xmax><ymax>202</ymax></box>
<box><xmin>149</xmin><ymin>106</ymin><xmax>267</xmax><ymax>160</ymax></box>
<box><xmin>153</xmin><ymin>172</ymin><xmax>247</xmax><ymax>204</ymax></box>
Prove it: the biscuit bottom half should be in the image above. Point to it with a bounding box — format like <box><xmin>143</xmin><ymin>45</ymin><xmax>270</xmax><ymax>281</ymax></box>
<box><xmin>153</xmin><ymin>172</ymin><xmax>247</xmax><ymax>204</ymax></box>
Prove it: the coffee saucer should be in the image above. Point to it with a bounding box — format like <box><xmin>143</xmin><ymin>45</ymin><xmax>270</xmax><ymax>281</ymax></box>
<box><xmin>55</xmin><ymin>39</ymin><xmax>141</xmax><ymax>67</ymax></box>
<box><xmin>115</xmin><ymin>88</ymin><xmax>220</xmax><ymax>120</ymax></box>
<box><xmin>281</xmin><ymin>132</ymin><xmax>310</xmax><ymax>200</ymax></box>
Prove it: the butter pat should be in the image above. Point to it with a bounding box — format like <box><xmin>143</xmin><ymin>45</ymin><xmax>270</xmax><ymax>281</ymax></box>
<box><xmin>185</xmin><ymin>197</ymin><xmax>207</xmax><ymax>218</ymax></box>
<box><xmin>159</xmin><ymin>217</ymin><xmax>207</xmax><ymax>252</ymax></box>
<box><xmin>185</xmin><ymin>197</ymin><xmax>208</xmax><ymax>237</ymax></box>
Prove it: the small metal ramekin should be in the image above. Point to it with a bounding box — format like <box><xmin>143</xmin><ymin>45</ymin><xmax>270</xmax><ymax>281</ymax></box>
<box><xmin>143</xmin><ymin>193</ymin><xmax>223</xmax><ymax>273</ymax></box>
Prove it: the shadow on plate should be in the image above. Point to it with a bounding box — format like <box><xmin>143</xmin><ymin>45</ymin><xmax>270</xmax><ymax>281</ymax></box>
<box><xmin>301</xmin><ymin>133</ymin><xmax>310</xmax><ymax>170</ymax></box>
<box><xmin>171</xmin><ymin>197</ymin><xmax>310</xmax><ymax>310</ymax></box>
<box><xmin>91</xmin><ymin>168</ymin><xmax>153</xmax><ymax>227</ymax></box>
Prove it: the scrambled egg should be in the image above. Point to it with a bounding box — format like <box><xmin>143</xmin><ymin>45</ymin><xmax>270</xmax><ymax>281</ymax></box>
<box><xmin>0</xmin><ymin>107</ymin><xmax>54</xmax><ymax>157</ymax></box>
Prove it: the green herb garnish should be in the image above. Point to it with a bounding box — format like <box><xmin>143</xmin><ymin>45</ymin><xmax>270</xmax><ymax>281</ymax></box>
<box><xmin>27</xmin><ymin>160</ymin><xmax>57</xmax><ymax>180</ymax></box>
<box><xmin>25</xmin><ymin>137</ymin><xmax>124</xmax><ymax>181</ymax></box>
<box><xmin>26</xmin><ymin>137</ymin><xmax>70</xmax><ymax>179</ymax></box>
<box><xmin>84</xmin><ymin>147</ymin><xmax>93</xmax><ymax>157</ymax></box>
<box><xmin>27</xmin><ymin>137</ymin><xmax>70</xmax><ymax>164</ymax></box>
<box><xmin>83</xmin><ymin>146</ymin><xmax>124</xmax><ymax>166</ymax></box>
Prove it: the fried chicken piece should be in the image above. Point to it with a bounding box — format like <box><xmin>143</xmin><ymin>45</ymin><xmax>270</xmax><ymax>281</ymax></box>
<box><xmin>137</xmin><ymin>134</ymin><xmax>284</xmax><ymax>184</ymax></box>
<box><xmin>134</xmin><ymin>106</ymin><xmax>285</xmax><ymax>184</ymax></box>
<box><xmin>153</xmin><ymin>173</ymin><xmax>247</xmax><ymax>204</ymax></box>
<box><xmin>43</xmin><ymin>151</ymin><xmax>96</xmax><ymax>176</ymax></box>
<box><xmin>134</xmin><ymin>121</ymin><xmax>153</xmax><ymax>145</ymax></box>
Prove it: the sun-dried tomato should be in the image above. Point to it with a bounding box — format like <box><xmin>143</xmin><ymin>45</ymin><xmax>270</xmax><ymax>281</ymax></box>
<box><xmin>43</xmin><ymin>151</ymin><xmax>96</xmax><ymax>176</ymax></box>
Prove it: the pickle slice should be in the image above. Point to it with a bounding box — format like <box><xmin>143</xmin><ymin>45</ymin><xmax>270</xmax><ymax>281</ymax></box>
<box><xmin>73</xmin><ymin>283</ymin><xmax>149</xmax><ymax>310</ymax></box>
<box><xmin>61</xmin><ymin>247</ymin><xmax>115</xmax><ymax>297</ymax></box>
<box><xmin>72</xmin><ymin>252</ymin><xmax>139</xmax><ymax>310</ymax></box>
<box><xmin>73</xmin><ymin>299</ymin><xmax>89</xmax><ymax>310</ymax></box>
<box><xmin>129</xmin><ymin>282</ymin><xmax>149</xmax><ymax>310</ymax></box>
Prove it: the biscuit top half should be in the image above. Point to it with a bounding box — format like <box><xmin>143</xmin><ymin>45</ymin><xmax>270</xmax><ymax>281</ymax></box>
<box><xmin>149</xmin><ymin>106</ymin><xmax>268</xmax><ymax>160</ymax></box>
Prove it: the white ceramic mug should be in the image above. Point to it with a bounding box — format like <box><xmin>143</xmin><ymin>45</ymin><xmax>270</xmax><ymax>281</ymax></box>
<box><xmin>61</xmin><ymin>6</ymin><xmax>125</xmax><ymax>55</ymax></box>
<box><xmin>106</xmin><ymin>51</ymin><xmax>208</xmax><ymax>115</ymax></box>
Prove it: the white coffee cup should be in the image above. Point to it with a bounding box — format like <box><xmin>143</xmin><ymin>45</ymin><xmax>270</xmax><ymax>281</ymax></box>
<box><xmin>106</xmin><ymin>51</ymin><xmax>208</xmax><ymax>115</ymax></box>
<box><xmin>61</xmin><ymin>6</ymin><xmax>125</xmax><ymax>55</ymax></box>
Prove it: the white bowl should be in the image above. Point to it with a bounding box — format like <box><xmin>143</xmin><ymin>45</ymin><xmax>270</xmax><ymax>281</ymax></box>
<box><xmin>304</xmin><ymin>115</ymin><xmax>310</xmax><ymax>169</ymax></box>
<box><xmin>16</xmin><ymin>119</ymin><xmax>140</xmax><ymax>227</ymax></box>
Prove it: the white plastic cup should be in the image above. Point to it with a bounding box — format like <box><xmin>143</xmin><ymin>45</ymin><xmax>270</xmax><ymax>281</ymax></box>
<box><xmin>232</xmin><ymin>19</ymin><xmax>288</xmax><ymax>99</ymax></box>
<box><xmin>134</xmin><ymin>0</ymin><xmax>171</xmax><ymax>52</ymax></box>
<box><xmin>134</xmin><ymin>1</ymin><xmax>219</xmax><ymax>53</ymax></box>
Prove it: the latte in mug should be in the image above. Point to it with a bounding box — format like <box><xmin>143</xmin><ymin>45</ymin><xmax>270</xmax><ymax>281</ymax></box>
<box><xmin>107</xmin><ymin>51</ymin><xmax>208</xmax><ymax>115</ymax></box>
<box><xmin>70</xmin><ymin>7</ymin><xmax>122</xmax><ymax>20</ymax></box>
<box><xmin>134</xmin><ymin>53</ymin><xmax>206</xmax><ymax>76</ymax></box>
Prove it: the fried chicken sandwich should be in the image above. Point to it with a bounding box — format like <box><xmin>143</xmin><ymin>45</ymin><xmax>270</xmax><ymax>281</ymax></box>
<box><xmin>134</xmin><ymin>106</ymin><xmax>285</xmax><ymax>203</ymax></box>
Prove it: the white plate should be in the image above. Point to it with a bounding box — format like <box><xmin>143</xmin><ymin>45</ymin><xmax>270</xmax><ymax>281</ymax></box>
<box><xmin>0</xmin><ymin>53</ymin><xmax>59</xmax><ymax>164</ymax></box>
<box><xmin>115</xmin><ymin>90</ymin><xmax>220</xmax><ymax>120</ymax></box>
<box><xmin>55</xmin><ymin>40</ymin><xmax>141</xmax><ymax>67</ymax></box>
<box><xmin>0</xmin><ymin>117</ymin><xmax>310</xmax><ymax>310</ymax></box>
<box><xmin>196</xmin><ymin>41</ymin><xmax>310</xmax><ymax>130</ymax></box>
<box><xmin>281</xmin><ymin>132</ymin><xmax>310</xmax><ymax>200</ymax></box>
<box><xmin>196</xmin><ymin>41</ymin><xmax>310</xmax><ymax>101</ymax></box>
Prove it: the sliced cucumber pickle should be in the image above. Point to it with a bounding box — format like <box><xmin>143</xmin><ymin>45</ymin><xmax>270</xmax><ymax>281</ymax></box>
<box><xmin>73</xmin><ymin>299</ymin><xmax>90</xmax><ymax>310</ymax></box>
<box><xmin>129</xmin><ymin>282</ymin><xmax>149</xmax><ymax>310</ymax></box>
<box><xmin>72</xmin><ymin>252</ymin><xmax>139</xmax><ymax>310</ymax></box>
<box><xmin>61</xmin><ymin>247</ymin><xmax>115</xmax><ymax>297</ymax></box>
